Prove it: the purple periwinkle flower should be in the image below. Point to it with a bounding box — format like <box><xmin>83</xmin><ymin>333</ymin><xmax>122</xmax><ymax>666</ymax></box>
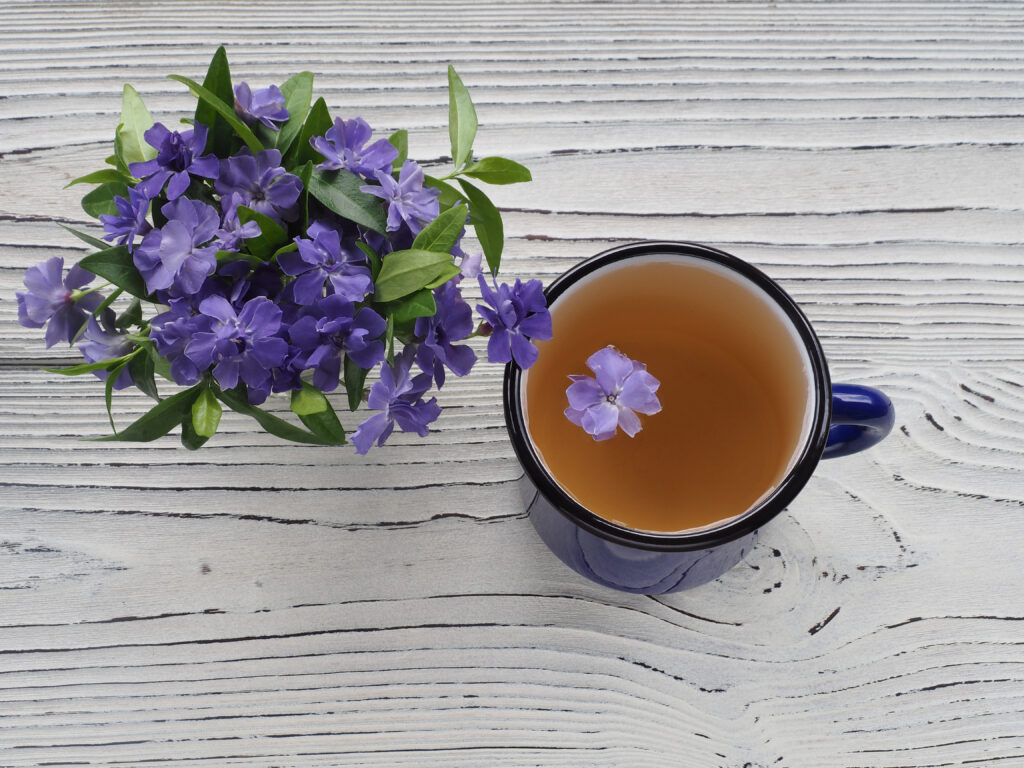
<box><xmin>150</xmin><ymin>302</ymin><xmax>213</xmax><ymax>386</ymax></box>
<box><xmin>311</xmin><ymin>117</ymin><xmax>398</xmax><ymax>177</ymax></box>
<box><xmin>289</xmin><ymin>295</ymin><xmax>386</xmax><ymax>392</ymax></box>
<box><xmin>415</xmin><ymin>280</ymin><xmax>477</xmax><ymax>388</ymax></box>
<box><xmin>216</xmin><ymin>148</ymin><xmax>302</xmax><ymax>224</ymax></box>
<box><xmin>278</xmin><ymin>222</ymin><xmax>373</xmax><ymax>305</ymax></box>
<box><xmin>220</xmin><ymin>260</ymin><xmax>286</xmax><ymax>307</ymax></box>
<box><xmin>99</xmin><ymin>185</ymin><xmax>152</xmax><ymax>252</ymax></box>
<box><xmin>184</xmin><ymin>295</ymin><xmax>289</xmax><ymax>403</ymax></box>
<box><xmin>351</xmin><ymin>346</ymin><xmax>441</xmax><ymax>455</ymax></box>
<box><xmin>361</xmin><ymin>160</ymin><xmax>440</xmax><ymax>235</ymax></box>
<box><xmin>78</xmin><ymin>310</ymin><xmax>134</xmax><ymax>390</ymax></box>
<box><xmin>129</xmin><ymin>122</ymin><xmax>218</xmax><ymax>200</ymax></box>
<box><xmin>16</xmin><ymin>256</ymin><xmax>103</xmax><ymax>348</ymax></box>
<box><xmin>565</xmin><ymin>346</ymin><xmax>662</xmax><ymax>441</ymax></box>
<box><xmin>234</xmin><ymin>82</ymin><xmax>289</xmax><ymax>130</ymax></box>
<box><xmin>458</xmin><ymin>250</ymin><xmax>483</xmax><ymax>279</ymax></box>
<box><xmin>215</xmin><ymin>193</ymin><xmax>263</xmax><ymax>252</ymax></box>
<box><xmin>134</xmin><ymin>198</ymin><xmax>220</xmax><ymax>296</ymax></box>
<box><xmin>476</xmin><ymin>274</ymin><xmax>551</xmax><ymax>369</ymax></box>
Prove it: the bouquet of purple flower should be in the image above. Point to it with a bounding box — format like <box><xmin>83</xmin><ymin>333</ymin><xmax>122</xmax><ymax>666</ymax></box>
<box><xmin>17</xmin><ymin>48</ymin><xmax>551</xmax><ymax>451</ymax></box>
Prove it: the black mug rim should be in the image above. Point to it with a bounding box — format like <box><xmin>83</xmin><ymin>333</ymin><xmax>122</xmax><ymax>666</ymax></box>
<box><xmin>502</xmin><ymin>241</ymin><xmax>833</xmax><ymax>552</ymax></box>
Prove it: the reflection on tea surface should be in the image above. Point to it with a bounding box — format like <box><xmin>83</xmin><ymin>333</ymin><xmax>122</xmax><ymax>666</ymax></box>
<box><xmin>523</xmin><ymin>256</ymin><xmax>813</xmax><ymax>533</ymax></box>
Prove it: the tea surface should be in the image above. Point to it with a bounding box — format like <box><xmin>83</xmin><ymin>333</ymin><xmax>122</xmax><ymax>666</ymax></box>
<box><xmin>523</xmin><ymin>257</ymin><xmax>812</xmax><ymax>533</ymax></box>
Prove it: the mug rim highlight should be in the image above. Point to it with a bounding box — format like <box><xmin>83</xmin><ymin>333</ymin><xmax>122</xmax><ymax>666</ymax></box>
<box><xmin>502</xmin><ymin>240</ymin><xmax>833</xmax><ymax>553</ymax></box>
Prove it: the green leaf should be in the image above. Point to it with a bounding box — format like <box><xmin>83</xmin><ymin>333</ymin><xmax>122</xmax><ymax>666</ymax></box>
<box><xmin>78</xmin><ymin>245</ymin><xmax>150</xmax><ymax>300</ymax></box>
<box><xmin>194</xmin><ymin>46</ymin><xmax>235</xmax><ymax>158</ymax></box>
<box><xmin>71</xmin><ymin>287</ymin><xmax>124</xmax><ymax>344</ymax></box>
<box><xmin>388</xmin><ymin>129</ymin><xmax>408</xmax><ymax>167</ymax></box>
<box><xmin>411</xmin><ymin>204</ymin><xmax>467</xmax><ymax>253</ymax></box>
<box><xmin>267</xmin><ymin>242</ymin><xmax>295</xmax><ymax>262</ymax></box>
<box><xmin>168</xmin><ymin>74</ymin><xmax>263</xmax><ymax>155</ymax></box>
<box><xmin>289</xmin><ymin>382</ymin><xmax>327</xmax><ymax>416</ymax></box>
<box><xmin>66</xmin><ymin>168</ymin><xmax>135</xmax><ymax>188</ymax></box>
<box><xmin>111</xmin><ymin>130</ymin><xmax>131</xmax><ymax>175</ymax></box>
<box><xmin>192</xmin><ymin>386</ymin><xmax>222</xmax><ymax>438</ymax></box>
<box><xmin>458</xmin><ymin>178</ymin><xmax>503</xmax><ymax>275</ymax></box>
<box><xmin>115</xmin><ymin>297</ymin><xmax>143</xmax><ymax>329</ymax></box>
<box><xmin>216</xmin><ymin>386</ymin><xmax>340</xmax><ymax>445</ymax></box>
<box><xmin>287</xmin><ymin>96</ymin><xmax>332</xmax><ymax>168</ymax></box>
<box><xmin>180</xmin><ymin>412</ymin><xmax>209</xmax><ymax>450</ymax></box>
<box><xmin>290</xmin><ymin>382</ymin><xmax>346</xmax><ymax>444</ymax></box>
<box><xmin>60</xmin><ymin>224</ymin><xmax>112</xmax><ymax>251</ymax></box>
<box><xmin>94</xmin><ymin>384</ymin><xmax>201</xmax><ymax>442</ymax></box>
<box><xmin>81</xmin><ymin>180</ymin><xmax>129</xmax><ymax>219</ymax></box>
<box><xmin>355</xmin><ymin>241</ymin><xmax>381</xmax><ymax>280</ymax></box>
<box><xmin>374</xmin><ymin>248</ymin><xmax>455</xmax><ymax>302</ymax></box>
<box><xmin>462</xmin><ymin>156</ymin><xmax>532</xmax><ymax>185</ymax></box>
<box><xmin>423</xmin><ymin>263</ymin><xmax>462</xmax><ymax>290</ymax></box>
<box><xmin>390</xmin><ymin>289</ymin><xmax>436</xmax><ymax>324</ymax></box>
<box><xmin>423</xmin><ymin>174</ymin><xmax>467</xmax><ymax>210</ymax></box>
<box><xmin>277</xmin><ymin>71</ymin><xmax>314</xmax><ymax>157</ymax></box>
<box><xmin>384</xmin><ymin>312</ymin><xmax>395</xmax><ymax>366</ymax></box>
<box><xmin>129</xmin><ymin>347</ymin><xmax>159</xmax><ymax>400</ymax></box>
<box><xmin>44</xmin><ymin>356</ymin><xmax>131</xmax><ymax>376</ymax></box>
<box><xmin>236</xmin><ymin>205</ymin><xmax>288</xmax><ymax>259</ymax></box>
<box><xmin>145</xmin><ymin>341</ymin><xmax>174</xmax><ymax>382</ymax></box>
<box><xmin>447</xmin><ymin>65</ymin><xmax>478</xmax><ymax>170</ymax></box>
<box><xmin>344</xmin><ymin>356</ymin><xmax>369</xmax><ymax>412</ymax></box>
<box><xmin>116</xmin><ymin>84</ymin><xmax>157</xmax><ymax>167</ymax></box>
<box><xmin>104</xmin><ymin>359</ymin><xmax>126</xmax><ymax>434</ymax></box>
<box><xmin>293</xmin><ymin>159</ymin><xmax>313</xmax><ymax>230</ymax></box>
<box><xmin>308</xmin><ymin>169</ymin><xmax>387</xmax><ymax>234</ymax></box>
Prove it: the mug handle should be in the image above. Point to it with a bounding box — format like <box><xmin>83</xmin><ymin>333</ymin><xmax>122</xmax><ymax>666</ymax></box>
<box><xmin>822</xmin><ymin>383</ymin><xmax>895</xmax><ymax>459</ymax></box>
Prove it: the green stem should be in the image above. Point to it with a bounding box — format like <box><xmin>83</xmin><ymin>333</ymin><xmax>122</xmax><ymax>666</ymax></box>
<box><xmin>70</xmin><ymin>286</ymin><xmax>123</xmax><ymax>344</ymax></box>
<box><xmin>72</xmin><ymin>282</ymin><xmax>113</xmax><ymax>301</ymax></box>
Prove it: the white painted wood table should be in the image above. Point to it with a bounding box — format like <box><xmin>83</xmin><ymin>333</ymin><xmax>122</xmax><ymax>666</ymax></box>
<box><xmin>1</xmin><ymin>2</ymin><xmax>1022</xmax><ymax>766</ymax></box>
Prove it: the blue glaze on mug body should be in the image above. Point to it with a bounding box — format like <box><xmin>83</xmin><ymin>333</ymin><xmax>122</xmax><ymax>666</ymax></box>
<box><xmin>522</xmin><ymin>472</ymin><xmax>756</xmax><ymax>593</ymax></box>
<box><xmin>503</xmin><ymin>241</ymin><xmax>895</xmax><ymax>594</ymax></box>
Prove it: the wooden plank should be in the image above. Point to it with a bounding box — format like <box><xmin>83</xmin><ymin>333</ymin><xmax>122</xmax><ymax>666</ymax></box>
<box><xmin>1</xmin><ymin>1</ymin><xmax>1023</xmax><ymax>767</ymax></box>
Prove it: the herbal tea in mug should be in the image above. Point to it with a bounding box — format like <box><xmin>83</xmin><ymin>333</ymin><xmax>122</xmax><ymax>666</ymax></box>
<box><xmin>523</xmin><ymin>253</ymin><xmax>813</xmax><ymax>533</ymax></box>
<box><xmin>503</xmin><ymin>241</ymin><xmax>894</xmax><ymax>593</ymax></box>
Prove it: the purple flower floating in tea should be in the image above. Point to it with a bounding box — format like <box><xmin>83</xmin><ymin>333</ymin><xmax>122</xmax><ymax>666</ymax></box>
<box><xmin>564</xmin><ymin>346</ymin><xmax>662</xmax><ymax>441</ymax></box>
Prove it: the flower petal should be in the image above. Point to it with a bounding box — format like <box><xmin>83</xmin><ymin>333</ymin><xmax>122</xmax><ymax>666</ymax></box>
<box><xmin>565</xmin><ymin>376</ymin><xmax>605</xmax><ymax>411</ymax></box>
<box><xmin>581</xmin><ymin>401</ymin><xmax>619</xmax><ymax>440</ymax></box>
<box><xmin>618</xmin><ymin>369</ymin><xmax>663</xmax><ymax>415</ymax></box>
<box><xmin>509</xmin><ymin>332</ymin><xmax>539</xmax><ymax>369</ymax></box>
<box><xmin>616</xmin><ymin>404</ymin><xmax>643</xmax><ymax>437</ymax></box>
<box><xmin>351</xmin><ymin>411</ymin><xmax>392</xmax><ymax>455</ymax></box>
<box><xmin>587</xmin><ymin>346</ymin><xmax>634</xmax><ymax>395</ymax></box>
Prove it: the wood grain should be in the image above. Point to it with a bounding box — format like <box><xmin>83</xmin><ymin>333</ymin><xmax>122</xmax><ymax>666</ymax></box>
<box><xmin>1</xmin><ymin>1</ymin><xmax>1023</xmax><ymax>766</ymax></box>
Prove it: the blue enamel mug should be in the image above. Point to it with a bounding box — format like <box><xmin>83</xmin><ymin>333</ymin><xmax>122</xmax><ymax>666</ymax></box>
<box><xmin>502</xmin><ymin>241</ymin><xmax>894</xmax><ymax>594</ymax></box>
